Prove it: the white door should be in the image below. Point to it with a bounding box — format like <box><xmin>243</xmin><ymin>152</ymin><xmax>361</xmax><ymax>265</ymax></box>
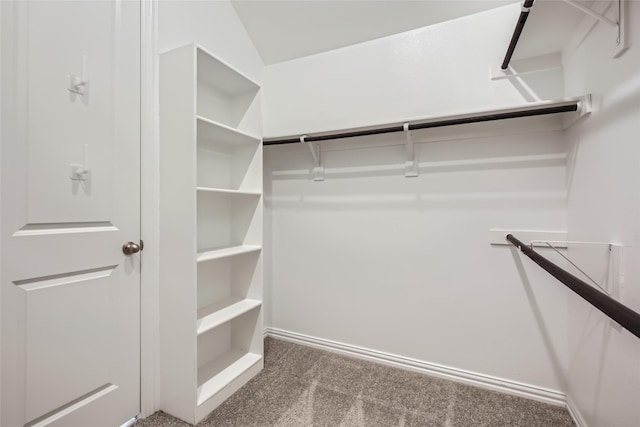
<box><xmin>1</xmin><ymin>1</ymin><xmax>141</xmax><ymax>426</ymax></box>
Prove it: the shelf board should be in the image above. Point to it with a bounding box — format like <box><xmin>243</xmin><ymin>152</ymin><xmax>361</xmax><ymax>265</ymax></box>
<box><xmin>197</xmin><ymin>116</ymin><xmax>261</xmax><ymax>147</ymax></box>
<box><xmin>197</xmin><ymin>245</ymin><xmax>262</xmax><ymax>263</ymax></box>
<box><xmin>197</xmin><ymin>350</ymin><xmax>262</xmax><ymax>406</ymax></box>
<box><xmin>197</xmin><ymin>298</ymin><xmax>262</xmax><ymax>336</ymax></box>
<box><xmin>197</xmin><ymin>46</ymin><xmax>260</xmax><ymax>96</ymax></box>
<box><xmin>196</xmin><ymin>187</ymin><xmax>261</xmax><ymax>197</ymax></box>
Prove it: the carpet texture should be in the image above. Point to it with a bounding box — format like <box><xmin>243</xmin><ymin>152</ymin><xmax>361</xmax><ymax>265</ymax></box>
<box><xmin>137</xmin><ymin>337</ymin><xmax>575</xmax><ymax>426</ymax></box>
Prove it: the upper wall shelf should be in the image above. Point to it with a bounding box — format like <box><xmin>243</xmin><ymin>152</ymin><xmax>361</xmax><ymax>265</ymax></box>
<box><xmin>263</xmin><ymin>96</ymin><xmax>591</xmax><ymax>146</ymax></box>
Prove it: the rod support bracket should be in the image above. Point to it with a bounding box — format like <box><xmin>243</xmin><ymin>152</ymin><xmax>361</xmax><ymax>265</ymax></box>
<box><xmin>563</xmin><ymin>0</ymin><xmax>627</xmax><ymax>57</ymax></box>
<box><xmin>302</xmin><ymin>135</ymin><xmax>324</xmax><ymax>181</ymax></box>
<box><xmin>404</xmin><ymin>123</ymin><xmax>418</xmax><ymax>178</ymax></box>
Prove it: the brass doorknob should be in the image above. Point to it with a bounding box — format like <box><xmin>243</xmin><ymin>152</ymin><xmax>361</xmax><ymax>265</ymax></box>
<box><xmin>122</xmin><ymin>241</ymin><xmax>141</xmax><ymax>255</ymax></box>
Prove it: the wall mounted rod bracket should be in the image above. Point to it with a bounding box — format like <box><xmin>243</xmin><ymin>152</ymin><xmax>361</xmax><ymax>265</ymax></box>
<box><xmin>563</xmin><ymin>0</ymin><xmax>617</xmax><ymax>29</ymax></box>
<box><xmin>563</xmin><ymin>0</ymin><xmax>627</xmax><ymax>58</ymax></box>
<box><xmin>578</xmin><ymin>94</ymin><xmax>592</xmax><ymax>117</ymax></box>
<box><xmin>530</xmin><ymin>240</ymin><xmax>619</xmax><ymax>296</ymax></box>
<box><xmin>562</xmin><ymin>94</ymin><xmax>591</xmax><ymax>128</ymax></box>
<box><xmin>529</xmin><ymin>239</ymin><xmax>625</xmax><ymax>303</ymax></box>
<box><xmin>506</xmin><ymin>234</ymin><xmax>639</xmax><ymax>339</ymax></box>
<box><xmin>303</xmin><ymin>135</ymin><xmax>324</xmax><ymax>181</ymax></box>
<box><xmin>403</xmin><ymin>123</ymin><xmax>418</xmax><ymax>178</ymax></box>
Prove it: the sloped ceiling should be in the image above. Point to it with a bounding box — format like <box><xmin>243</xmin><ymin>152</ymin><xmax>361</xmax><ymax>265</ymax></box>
<box><xmin>231</xmin><ymin>0</ymin><xmax>589</xmax><ymax>65</ymax></box>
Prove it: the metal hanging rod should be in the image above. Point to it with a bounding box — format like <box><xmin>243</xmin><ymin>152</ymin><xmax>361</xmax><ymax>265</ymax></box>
<box><xmin>501</xmin><ymin>0</ymin><xmax>535</xmax><ymax>70</ymax></box>
<box><xmin>507</xmin><ymin>234</ymin><xmax>640</xmax><ymax>340</ymax></box>
<box><xmin>263</xmin><ymin>98</ymin><xmax>583</xmax><ymax>146</ymax></box>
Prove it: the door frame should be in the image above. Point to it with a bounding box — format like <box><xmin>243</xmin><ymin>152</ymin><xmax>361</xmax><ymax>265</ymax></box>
<box><xmin>140</xmin><ymin>0</ymin><xmax>160</xmax><ymax>418</ymax></box>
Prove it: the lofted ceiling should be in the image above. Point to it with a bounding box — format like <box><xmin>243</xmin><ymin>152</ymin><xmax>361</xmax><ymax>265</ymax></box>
<box><xmin>231</xmin><ymin>0</ymin><xmax>591</xmax><ymax>65</ymax></box>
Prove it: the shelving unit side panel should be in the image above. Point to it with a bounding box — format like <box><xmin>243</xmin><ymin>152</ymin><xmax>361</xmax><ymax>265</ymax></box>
<box><xmin>235</xmin><ymin>194</ymin><xmax>262</xmax><ymax>247</ymax></box>
<box><xmin>232</xmin><ymin>143</ymin><xmax>262</xmax><ymax>192</ymax></box>
<box><xmin>197</xmin><ymin>83</ymin><xmax>235</xmax><ymax>127</ymax></box>
<box><xmin>197</xmin><ymin>259</ymin><xmax>232</xmax><ymax>310</ymax></box>
<box><xmin>197</xmin><ymin>146</ymin><xmax>233</xmax><ymax>189</ymax></box>
<box><xmin>159</xmin><ymin>44</ymin><xmax>199</xmax><ymax>424</ymax></box>
<box><xmin>231</xmin><ymin>251</ymin><xmax>262</xmax><ymax>301</ymax></box>
<box><xmin>229</xmin><ymin>196</ymin><xmax>261</xmax><ymax>247</ymax></box>
<box><xmin>230</xmin><ymin>307</ymin><xmax>261</xmax><ymax>353</ymax></box>
<box><xmin>248</xmin><ymin>307</ymin><xmax>264</xmax><ymax>356</ymax></box>
<box><xmin>197</xmin><ymin>322</ymin><xmax>232</xmax><ymax>369</ymax></box>
<box><xmin>197</xmin><ymin>192</ymin><xmax>233</xmax><ymax>250</ymax></box>
<box><xmin>233</xmin><ymin>91</ymin><xmax>263</xmax><ymax>139</ymax></box>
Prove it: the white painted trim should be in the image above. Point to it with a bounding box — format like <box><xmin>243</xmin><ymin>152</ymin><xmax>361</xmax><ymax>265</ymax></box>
<box><xmin>265</xmin><ymin>327</ymin><xmax>568</xmax><ymax>407</ymax></box>
<box><xmin>140</xmin><ymin>0</ymin><xmax>160</xmax><ymax>418</ymax></box>
<box><xmin>566</xmin><ymin>395</ymin><xmax>589</xmax><ymax>427</ymax></box>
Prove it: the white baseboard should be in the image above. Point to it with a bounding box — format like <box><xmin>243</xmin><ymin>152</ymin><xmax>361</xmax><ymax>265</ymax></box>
<box><xmin>566</xmin><ymin>395</ymin><xmax>588</xmax><ymax>427</ymax></box>
<box><xmin>264</xmin><ymin>327</ymin><xmax>567</xmax><ymax>408</ymax></box>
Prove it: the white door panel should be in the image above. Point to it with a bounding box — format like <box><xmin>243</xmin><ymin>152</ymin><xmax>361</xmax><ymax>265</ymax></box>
<box><xmin>24</xmin><ymin>270</ymin><xmax>115</xmax><ymax>421</ymax></box>
<box><xmin>1</xmin><ymin>1</ymin><xmax>141</xmax><ymax>426</ymax></box>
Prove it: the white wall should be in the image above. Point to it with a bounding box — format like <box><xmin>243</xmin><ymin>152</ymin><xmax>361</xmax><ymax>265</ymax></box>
<box><xmin>263</xmin><ymin>4</ymin><xmax>572</xmax><ymax>394</ymax></box>
<box><xmin>563</xmin><ymin>3</ymin><xmax>640</xmax><ymax>426</ymax></box>
<box><xmin>158</xmin><ymin>0</ymin><xmax>263</xmax><ymax>82</ymax></box>
<box><xmin>262</xmin><ymin>3</ymin><xmax>563</xmax><ymax>137</ymax></box>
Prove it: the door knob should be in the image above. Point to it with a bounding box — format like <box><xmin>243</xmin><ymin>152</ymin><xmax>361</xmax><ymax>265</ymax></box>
<box><xmin>122</xmin><ymin>241</ymin><xmax>141</xmax><ymax>255</ymax></box>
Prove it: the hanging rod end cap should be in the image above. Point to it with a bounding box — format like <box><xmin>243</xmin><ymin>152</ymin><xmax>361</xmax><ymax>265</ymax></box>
<box><xmin>300</xmin><ymin>134</ymin><xmax>307</xmax><ymax>144</ymax></box>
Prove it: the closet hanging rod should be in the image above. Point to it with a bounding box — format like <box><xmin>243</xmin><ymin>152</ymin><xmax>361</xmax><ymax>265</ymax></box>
<box><xmin>501</xmin><ymin>0</ymin><xmax>535</xmax><ymax>70</ymax></box>
<box><xmin>506</xmin><ymin>234</ymin><xmax>640</xmax><ymax>340</ymax></box>
<box><xmin>263</xmin><ymin>97</ymin><xmax>582</xmax><ymax>146</ymax></box>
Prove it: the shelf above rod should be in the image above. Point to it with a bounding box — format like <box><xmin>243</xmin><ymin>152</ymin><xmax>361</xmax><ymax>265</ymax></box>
<box><xmin>263</xmin><ymin>96</ymin><xmax>589</xmax><ymax>146</ymax></box>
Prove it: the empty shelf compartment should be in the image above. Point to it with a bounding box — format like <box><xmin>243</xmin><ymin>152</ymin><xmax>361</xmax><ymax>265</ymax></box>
<box><xmin>196</xmin><ymin>350</ymin><xmax>262</xmax><ymax>406</ymax></box>
<box><xmin>197</xmin><ymin>245</ymin><xmax>261</xmax><ymax>262</ymax></box>
<box><xmin>197</xmin><ymin>192</ymin><xmax>260</xmax><ymax>251</ymax></box>
<box><xmin>197</xmin><ymin>298</ymin><xmax>262</xmax><ymax>336</ymax></box>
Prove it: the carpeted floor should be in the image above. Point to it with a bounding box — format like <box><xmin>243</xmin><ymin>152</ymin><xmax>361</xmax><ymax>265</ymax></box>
<box><xmin>137</xmin><ymin>337</ymin><xmax>575</xmax><ymax>426</ymax></box>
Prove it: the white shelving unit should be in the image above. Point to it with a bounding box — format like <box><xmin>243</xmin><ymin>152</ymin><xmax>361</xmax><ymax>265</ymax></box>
<box><xmin>159</xmin><ymin>43</ymin><xmax>263</xmax><ymax>425</ymax></box>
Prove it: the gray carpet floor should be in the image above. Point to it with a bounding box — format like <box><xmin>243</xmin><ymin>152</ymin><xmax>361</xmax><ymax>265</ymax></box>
<box><xmin>137</xmin><ymin>337</ymin><xmax>575</xmax><ymax>427</ymax></box>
